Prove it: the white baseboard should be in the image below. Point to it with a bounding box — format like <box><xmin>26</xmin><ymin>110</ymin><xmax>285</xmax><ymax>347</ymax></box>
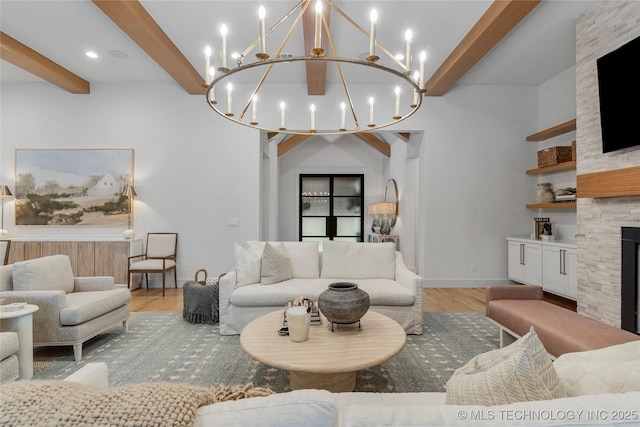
<box><xmin>422</xmin><ymin>279</ymin><xmax>513</xmax><ymax>288</ymax></box>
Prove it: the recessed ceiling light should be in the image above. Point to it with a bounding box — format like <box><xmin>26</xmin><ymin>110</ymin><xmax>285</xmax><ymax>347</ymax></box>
<box><xmin>108</xmin><ymin>50</ymin><xmax>129</xmax><ymax>59</ymax></box>
<box><xmin>85</xmin><ymin>51</ymin><xmax>98</xmax><ymax>59</ymax></box>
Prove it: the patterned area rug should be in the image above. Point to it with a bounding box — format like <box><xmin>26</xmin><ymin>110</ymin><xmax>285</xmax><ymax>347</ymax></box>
<box><xmin>33</xmin><ymin>311</ymin><xmax>499</xmax><ymax>393</ymax></box>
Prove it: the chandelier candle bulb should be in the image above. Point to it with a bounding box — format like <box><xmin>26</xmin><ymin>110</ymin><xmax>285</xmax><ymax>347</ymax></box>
<box><xmin>258</xmin><ymin>6</ymin><xmax>266</xmax><ymax>54</ymax></box>
<box><xmin>394</xmin><ymin>87</ymin><xmax>401</xmax><ymax>118</ymax></box>
<box><xmin>204</xmin><ymin>46</ymin><xmax>212</xmax><ymax>84</ymax></box>
<box><xmin>280</xmin><ymin>102</ymin><xmax>286</xmax><ymax>130</ymax></box>
<box><xmin>419</xmin><ymin>51</ymin><xmax>426</xmax><ymax>89</ymax></box>
<box><xmin>368</xmin><ymin>97</ymin><xmax>375</xmax><ymax>126</ymax></box>
<box><xmin>220</xmin><ymin>24</ymin><xmax>228</xmax><ymax>70</ymax></box>
<box><xmin>412</xmin><ymin>72</ymin><xmax>420</xmax><ymax>107</ymax></box>
<box><xmin>340</xmin><ymin>102</ymin><xmax>346</xmax><ymax>131</ymax></box>
<box><xmin>369</xmin><ymin>9</ymin><xmax>377</xmax><ymax>58</ymax></box>
<box><xmin>252</xmin><ymin>95</ymin><xmax>258</xmax><ymax>124</ymax></box>
<box><xmin>405</xmin><ymin>30</ymin><xmax>412</xmax><ymax>71</ymax></box>
<box><xmin>226</xmin><ymin>83</ymin><xmax>233</xmax><ymax>116</ymax></box>
<box><xmin>314</xmin><ymin>1</ymin><xmax>322</xmax><ymax>50</ymax></box>
<box><xmin>310</xmin><ymin>104</ymin><xmax>316</xmax><ymax>131</ymax></box>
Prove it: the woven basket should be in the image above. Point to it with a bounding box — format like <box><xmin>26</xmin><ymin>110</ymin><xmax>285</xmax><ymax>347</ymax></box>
<box><xmin>538</xmin><ymin>146</ymin><xmax>573</xmax><ymax>168</ymax></box>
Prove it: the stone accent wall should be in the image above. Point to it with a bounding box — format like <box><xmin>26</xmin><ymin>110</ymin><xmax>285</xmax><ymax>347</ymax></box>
<box><xmin>576</xmin><ymin>1</ymin><xmax>640</xmax><ymax>326</ymax></box>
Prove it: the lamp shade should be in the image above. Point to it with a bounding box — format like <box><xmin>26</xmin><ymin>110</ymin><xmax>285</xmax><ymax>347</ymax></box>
<box><xmin>377</xmin><ymin>202</ymin><xmax>396</xmax><ymax>216</ymax></box>
<box><xmin>0</xmin><ymin>185</ymin><xmax>12</xmax><ymax>197</ymax></box>
<box><xmin>368</xmin><ymin>203</ymin><xmax>380</xmax><ymax>215</ymax></box>
<box><xmin>121</xmin><ymin>185</ymin><xmax>137</xmax><ymax>197</ymax></box>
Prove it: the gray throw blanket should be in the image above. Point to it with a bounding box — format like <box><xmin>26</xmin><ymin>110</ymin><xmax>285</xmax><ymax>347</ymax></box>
<box><xmin>182</xmin><ymin>280</ymin><xmax>219</xmax><ymax>324</ymax></box>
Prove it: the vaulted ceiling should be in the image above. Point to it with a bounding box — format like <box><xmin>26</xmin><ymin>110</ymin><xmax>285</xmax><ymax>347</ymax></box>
<box><xmin>1</xmin><ymin>0</ymin><xmax>598</xmax><ymax>154</ymax></box>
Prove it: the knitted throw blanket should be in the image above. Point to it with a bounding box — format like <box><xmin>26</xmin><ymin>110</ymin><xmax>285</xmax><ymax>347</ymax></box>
<box><xmin>182</xmin><ymin>280</ymin><xmax>219</xmax><ymax>324</ymax></box>
<box><xmin>0</xmin><ymin>381</ymin><xmax>273</xmax><ymax>427</ymax></box>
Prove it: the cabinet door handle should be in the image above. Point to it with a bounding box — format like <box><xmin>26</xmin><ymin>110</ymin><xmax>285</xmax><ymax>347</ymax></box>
<box><xmin>520</xmin><ymin>244</ymin><xmax>525</xmax><ymax>265</ymax></box>
<box><xmin>560</xmin><ymin>250</ymin><xmax>566</xmax><ymax>275</ymax></box>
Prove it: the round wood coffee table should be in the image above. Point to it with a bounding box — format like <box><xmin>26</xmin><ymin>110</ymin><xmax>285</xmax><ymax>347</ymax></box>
<box><xmin>240</xmin><ymin>309</ymin><xmax>406</xmax><ymax>392</ymax></box>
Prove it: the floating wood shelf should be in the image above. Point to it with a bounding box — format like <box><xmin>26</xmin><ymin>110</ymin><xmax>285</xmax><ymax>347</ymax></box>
<box><xmin>526</xmin><ymin>119</ymin><xmax>576</xmax><ymax>142</ymax></box>
<box><xmin>577</xmin><ymin>166</ymin><xmax>640</xmax><ymax>198</ymax></box>
<box><xmin>526</xmin><ymin>202</ymin><xmax>576</xmax><ymax>209</ymax></box>
<box><xmin>526</xmin><ymin>161</ymin><xmax>576</xmax><ymax>175</ymax></box>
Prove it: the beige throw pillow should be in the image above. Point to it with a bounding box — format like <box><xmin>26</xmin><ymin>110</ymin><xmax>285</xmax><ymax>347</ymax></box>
<box><xmin>234</xmin><ymin>243</ymin><xmax>261</xmax><ymax>286</ymax></box>
<box><xmin>260</xmin><ymin>242</ymin><xmax>292</xmax><ymax>285</ymax></box>
<box><xmin>445</xmin><ymin>327</ymin><xmax>565</xmax><ymax>406</ymax></box>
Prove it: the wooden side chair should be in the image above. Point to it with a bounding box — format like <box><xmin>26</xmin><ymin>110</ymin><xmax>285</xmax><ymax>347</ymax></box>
<box><xmin>0</xmin><ymin>239</ymin><xmax>10</xmax><ymax>265</ymax></box>
<box><xmin>128</xmin><ymin>232</ymin><xmax>178</xmax><ymax>297</ymax></box>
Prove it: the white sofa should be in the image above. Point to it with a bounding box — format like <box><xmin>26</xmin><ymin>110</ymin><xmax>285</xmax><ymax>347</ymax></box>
<box><xmin>219</xmin><ymin>241</ymin><xmax>423</xmax><ymax>335</ymax></box>
<box><xmin>62</xmin><ymin>341</ymin><xmax>639</xmax><ymax>426</ymax></box>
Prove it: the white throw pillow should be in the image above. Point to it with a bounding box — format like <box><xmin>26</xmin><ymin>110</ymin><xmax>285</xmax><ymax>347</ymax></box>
<box><xmin>234</xmin><ymin>243</ymin><xmax>261</xmax><ymax>286</ymax></box>
<box><xmin>445</xmin><ymin>327</ymin><xmax>566</xmax><ymax>406</ymax></box>
<box><xmin>554</xmin><ymin>340</ymin><xmax>640</xmax><ymax>396</ymax></box>
<box><xmin>247</xmin><ymin>241</ymin><xmax>320</xmax><ymax>279</ymax></box>
<box><xmin>260</xmin><ymin>242</ymin><xmax>292</xmax><ymax>285</ymax></box>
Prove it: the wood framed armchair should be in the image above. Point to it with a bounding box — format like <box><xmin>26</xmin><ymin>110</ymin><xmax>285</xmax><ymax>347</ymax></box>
<box><xmin>127</xmin><ymin>232</ymin><xmax>178</xmax><ymax>297</ymax></box>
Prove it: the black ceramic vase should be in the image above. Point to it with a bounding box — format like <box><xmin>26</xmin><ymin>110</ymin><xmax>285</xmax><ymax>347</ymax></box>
<box><xmin>318</xmin><ymin>282</ymin><xmax>370</xmax><ymax>325</ymax></box>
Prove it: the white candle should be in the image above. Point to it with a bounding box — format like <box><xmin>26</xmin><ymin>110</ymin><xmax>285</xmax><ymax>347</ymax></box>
<box><xmin>252</xmin><ymin>95</ymin><xmax>258</xmax><ymax>123</ymax></box>
<box><xmin>258</xmin><ymin>6</ymin><xmax>266</xmax><ymax>54</ymax></box>
<box><xmin>419</xmin><ymin>51</ymin><xmax>426</xmax><ymax>89</ymax></box>
<box><xmin>405</xmin><ymin>29</ymin><xmax>412</xmax><ymax>71</ymax></box>
<box><xmin>220</xmin><ymin>24</ymin><xmax>228</xmax><ymax>69</ymax></box>
<box><xmin>394</xmin><ymin>87</ymin><xmax>400</xmax><ymax>117</ymax></box>
<box><xmin>340</xmin><ymin>102</ymin><xmax>346</xmax><ymax>129</ymax></box>
<box><xmin>310</xmin><ymin>104</ymin><xmax>316</xmax><ymax>130</ymax></box>
<box><xmin>314</xmin><ymin>1</ymin><xmax>322</xmax><ymax>50</ymax></box>
<box><xmin>369</xmin><ymin>9</ymin><xmax>377</xmax><ymax>57</ymax></box>
<box><xmin>369</xmin><ymin>97</ymin><xmax>374</xmax><ymax>124</ymax></box>
<box><xmin>226</xmin><ymin>83</ymin><xmax>233</xmax><ymax>114</ymax></box>
<box><xmin>204</xmin><ymin>46</ymin><xmax>212</xmax><ymax>84</ymax></box>
<box><xmin>280</xmin><ymin>101</ymin><xmax>286</xmax><ymax>128</ymax></box>
<box><xmin>413</xmin><ymin>71</ymin><xmax>420</xmax><ymax>106</ymax></box>
<box><xmin>208</xmin><ymin>67</ymin><xmax>215</xmax><ymax>102</ymax></box>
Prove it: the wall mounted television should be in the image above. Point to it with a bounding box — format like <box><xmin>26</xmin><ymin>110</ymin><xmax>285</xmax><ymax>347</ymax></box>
<box><xmin>596</xmin><ymin>35</ymin><xmax>640</xmax><ymax>153</ymax></box>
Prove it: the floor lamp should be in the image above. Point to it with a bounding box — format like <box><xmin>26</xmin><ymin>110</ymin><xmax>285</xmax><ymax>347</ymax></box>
<box><xmin>0</xmin><ymin>185</ymin><xmax>13</xmax><ymax>237</ymax></box>
<box><xmin>122</xmin><ymin>184</ymin><xmax>137</xmax><ymax>239</ymax></box>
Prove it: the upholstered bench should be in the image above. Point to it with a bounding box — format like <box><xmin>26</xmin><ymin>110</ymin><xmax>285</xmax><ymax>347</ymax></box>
<box><xmin>486</xmin><ymin>285</ymin><xmax>640</xmax><ymax>358</ymax></box>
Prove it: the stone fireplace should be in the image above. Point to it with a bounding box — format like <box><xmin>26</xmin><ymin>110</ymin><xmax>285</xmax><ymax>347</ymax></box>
<box><xmin>576</xmin><ymin>2</ymin><xmax>640</xmax><ymax>328</ymax></box>
<box><xmin>621</xmin><ymin>227</ymin><xmax>640</xmax><ymax>333</ymax></box>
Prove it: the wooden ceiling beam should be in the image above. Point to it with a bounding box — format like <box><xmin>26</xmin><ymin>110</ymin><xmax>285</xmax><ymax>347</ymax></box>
<box><xmin>0</xmin><ymin>31</ymin><xmax>90</xmax><ymax>94</ymax></box>
<box><xmin>354</xmin><ymin>132</ymin><xmax>390</xmax><ymax>157</ymax></box>
<box><xmin>278</xmin><ymin>134</ymin><xmax>311</xmax><ymax>156</ymax></box>
<box><xmin>424</xmin><ymin>0</ymin><xmax>540</xmax><ymax>96</ymax></box>
<box><xmin>92</xmin><ymin>0</ymin><xmax>205</xmax><ymax>95</ymax></box>
<box><xmin>302</xmin><ymin>0</ymin><xmax>330</xmax><ymax>95</ymax></box>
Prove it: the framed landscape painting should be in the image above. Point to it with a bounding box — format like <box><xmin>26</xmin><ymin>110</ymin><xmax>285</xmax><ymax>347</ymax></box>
<box><xmin>14</xmin><ymin>149</ymin><xmax>134</xmax><ymax>226</ymax></box>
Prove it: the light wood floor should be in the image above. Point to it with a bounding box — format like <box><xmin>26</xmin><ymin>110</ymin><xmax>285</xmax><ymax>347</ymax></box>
<box><xmin>129</xmin><ymin>286</ymin><xmax>577</xmax><ymax>313</ymax></box>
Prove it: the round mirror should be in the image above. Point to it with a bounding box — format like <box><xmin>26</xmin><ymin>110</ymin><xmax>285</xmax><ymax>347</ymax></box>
<box><xmin>384</xmin><ymin>179</ymin><xmax>399</xmax><ymax>227</ymax></box>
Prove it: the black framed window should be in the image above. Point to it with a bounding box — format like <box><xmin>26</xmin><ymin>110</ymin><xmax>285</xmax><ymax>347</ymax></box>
<box><xmin>299</xmin><ymin>174</ymin><xmax>364</xmax><ymax>243</ymax></box>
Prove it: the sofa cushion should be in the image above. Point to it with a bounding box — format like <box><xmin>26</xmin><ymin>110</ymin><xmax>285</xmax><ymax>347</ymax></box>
<box><xmin>234</xmin><ymin>243</ymin><xmax>261</xmax><ymax>286</ymax></box>
<box><xmin>0</xmin><ymin>332</ymin><xmax>19</xmax><ymax>360</ymax></box>
<box><xmin>554</xmin><ymin>340</ymin><xmax>640</xmax><ymax>396</ymax></box>
<box><xmin>445</xmin><ymin>327</ymin><xmax>565</xmax><ymax>406</ymax></box>
<box><xmin>0</xmin><ymin>265</ymin><xmax>13</xmax><ymax>291</ymax></box>
<box><xmin>60</xmin><ymin>289</ymin><xmax>131</xmax><ymax>326</ymax></box>
<box><xmin>230</xmin><ymin>278</ymin><xmax>413</xmax><ymax>307</ymax></box>
<box><xmin>260</xmin><ymin>243</ymin><xmax>293</xmax><ymax>285</ymax></box>
<box><xmin>321</xmin><ymin>241</ymin><xmax>395</xmax><ymax>280</ymax></box>
<box><xmin>12</xmin><ymin>255</ymin><xmax>74</xmax><ymax>294</ymax></box>
<box><xmin>248</xmin><ymin>241</ymin><xmax>320</xmax><ymax>279</ymax></box>
<box><xmin>194</xmin><ymin>389</ymin><xmax>337</xmax><ymax>427</ymax></box>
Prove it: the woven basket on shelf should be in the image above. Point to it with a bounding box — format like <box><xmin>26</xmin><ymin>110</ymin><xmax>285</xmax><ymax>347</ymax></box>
<box><xmin>537</xmin><ymin>146</ymin><xmax>573</xmax><ymax>168</ymax></box>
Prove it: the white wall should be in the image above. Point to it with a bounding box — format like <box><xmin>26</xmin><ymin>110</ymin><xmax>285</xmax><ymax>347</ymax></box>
<box><xmin>2</xmin><ymin>79</ymin><xmax>549</xmax><ymax>288</ymax></box>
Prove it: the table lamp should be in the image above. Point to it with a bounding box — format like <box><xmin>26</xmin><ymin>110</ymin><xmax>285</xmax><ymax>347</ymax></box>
<box><xmin>377</xmin><ymin>202</ymin><xmax>396</xmax><ymax>235</ymax></box>
<box><xmin>121</xmin><ymin>185</ymin><xmax>137</xmax><ymax>238</ymax></box>
<box><xmin>0</xmin><ymin>185</ymin><xmax>13</xmax><ymax>237</ymax></box>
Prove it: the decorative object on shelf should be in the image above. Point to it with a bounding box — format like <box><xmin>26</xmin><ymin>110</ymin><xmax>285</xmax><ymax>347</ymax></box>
<box><xmin>204</xmin><ymin>1</ymin><xmax>426</xmax><ymax>135</ymax></box>
<box><xmin>533</xmin><ymin>217</ymin><xmax>550</xmax><ymax>240</ymax></box>
<box><xmin>122</xmin><ymin>184</ymin><xmax>137</xmax><ymax>239</ymax></box>
<box><xmin>536</xmin><ymin>183</ymin><xmax>555</xmax><ymax>204</ymax></box>
<box><xmin>368</xmin><ymin>203</ymin><xmax>380</xmax><ymax>233</ymax></box>
<box><xmin>318</xmin><ymin>282</ymin><xmax>370</xmax><ymax>331</ymax></box>
<box><xmin>555</xmin><ymin>187</ymin><xmax>576</xmax><ymax>202</ymax></box>
<box><xmin>0</xmin><ymin>185</ymin><xmax>13</xmax><ymax>237</ymax></box>
<box><xmin>537</xmin><ymin>146</ymin><xmax>573</xmax><ymax>168</ymax></box>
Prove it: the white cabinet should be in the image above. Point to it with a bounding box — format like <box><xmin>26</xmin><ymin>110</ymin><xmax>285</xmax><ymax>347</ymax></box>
<box><xmin>507</xmin><ymin>240</ymin><xmax>542</xmax><ymax>286</ymax></box>
<box><xmin>542</xmin><ymin>245</ymin><xmax>577</xmax><ymax>300</ymax></box>
<box><xmin>507</xmin><ymin>237</ymin><xmax>577</xmax><ymax>300</ymax></box>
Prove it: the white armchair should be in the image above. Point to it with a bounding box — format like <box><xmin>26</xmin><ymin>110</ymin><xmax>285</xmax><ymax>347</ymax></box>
<box><xmin>0</xmin><ymin>255</ymin><xmax>130</xmax><ymax>361</ymax></box>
